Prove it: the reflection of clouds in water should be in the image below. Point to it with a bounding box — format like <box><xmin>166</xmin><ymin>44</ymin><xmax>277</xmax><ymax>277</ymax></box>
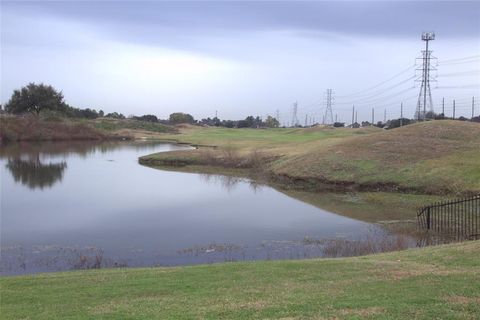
<box><xmin>199</xmin><ymin>173</ymin><xmax>263</xmax><ymax>193</ymax></box>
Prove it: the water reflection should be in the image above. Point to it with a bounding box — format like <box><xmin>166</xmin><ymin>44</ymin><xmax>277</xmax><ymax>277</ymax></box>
<box><xmin>0</xmin><ymin>140</ymin><xmax>429</xmax><ymax>276</ymax></box>
<box><xmin>6</xmin><ymin>157</ymin><xmax>67</xmax><ymax>190</ymax></box>
<box><xmin>199</xmin><ymin>173</ymin><xmax>263</xmax><ymax>193</ymax></box>
<box><xmin>0</xmin><ymin>140</ymin><xmax>174</xmax><ymax>189</ymax></box>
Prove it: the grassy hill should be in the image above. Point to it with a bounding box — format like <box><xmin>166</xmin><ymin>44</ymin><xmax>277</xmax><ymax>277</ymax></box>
<box><xmin>272</xmin><ymin>121</ymin><xmax>480</xmax><ymax>195</ymax></box>
<box><xmin>1</xmin><ymin>241</ymin><xmax>479</xmax><ymax>319</ymax></box>
<box><xmin>140</xmin><ymin>121</ymin><xmax>480</xmax><ymax>196</ymax></box>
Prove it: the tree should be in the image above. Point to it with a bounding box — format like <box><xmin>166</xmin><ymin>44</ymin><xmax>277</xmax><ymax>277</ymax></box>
<box><xmin>133</xmin><ymin>114</ymin><xmax>158</xmax><ymax>122</ymax></box>
<box><xmin>169</xmin><ymin>112</ymin><xmax>195</xmax><ymax>124</ymax></box>
<box><xmin>222</xmin><ymin>120</ymin><xmax>235</xmax><ymax>128</ymax></box>
<box><xmin>5</xmin><ymin>83</ymin><xmax>64</xmax><ymax>115</ymax></box>
<box><xmin>105</xmin><ymin>112</ymin><xmax>125</xmax><ymax>119</ymax></box>
<box><xmin>385</xmin><ymin>118</ymin><xmax>412</xmax><ymax>129</ymax></box>
<box><xmin>244</xmin><ymin>116</ymin><xmax>255</xmax><ymax>127</ymax></box>
<box><xmin>265</xmin><ymin>115</ymin><xmax>279</xmax><ymax>128</ymax></box>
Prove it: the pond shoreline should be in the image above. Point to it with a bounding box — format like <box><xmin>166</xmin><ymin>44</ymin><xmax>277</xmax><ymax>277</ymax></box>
<box><xmin>137</xmin><ymin>121</ymin><xmax>480</xmax><ymax>197</ymax></box>
<box><xmin>2</xmin><ymin>241</ymin><xmax>479</xmax><ymax>319</ymax></box>
<box><xmin>138</xmin><ymin>149</ymin><xmax>463</xmax><ymax>197</ymax></box>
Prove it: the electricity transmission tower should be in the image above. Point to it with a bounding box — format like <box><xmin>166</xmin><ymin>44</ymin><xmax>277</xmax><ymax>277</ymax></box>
<box><xmin>291</xmin><ymin>101</ymin><xmax>298</xmax><ymax>127</ymax></box>
<box><xmin>415</xmin><ymin>32</ymin><xmax>437</xmax><ymax>120</ymax></box>
<box><xmin>323</xmin><ymin>89</ymin><xmax>334</xmax><ymax>124</ymax></box>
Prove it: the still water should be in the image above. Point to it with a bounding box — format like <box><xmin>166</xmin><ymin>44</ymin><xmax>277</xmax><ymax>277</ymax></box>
<box><xmin>1</xmin><ymin>141</ymin><xmax>379</xmax><ymax>275</ymax></box>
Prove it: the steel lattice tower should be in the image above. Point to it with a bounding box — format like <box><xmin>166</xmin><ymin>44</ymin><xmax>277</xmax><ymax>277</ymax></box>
<box><xmin>415</xmin><ymin>32</ymin><xmax>437</xmax><ymax>120</ymax></box>
<box><xmin>291</xmin><ymin>101</ymin><xmax>298</xmax><ymax>127</ymax></box>
<box><xmin>323</xmin><ymin>89</ymin><xmax>334</xmax><ymax>125</ymax></box>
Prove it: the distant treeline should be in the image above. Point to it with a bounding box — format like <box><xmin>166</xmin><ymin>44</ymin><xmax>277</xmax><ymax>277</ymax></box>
<box><xmin>2</xmin><ymin>83</ymin><xmax>478</xmax><ymax>129</ymax></box>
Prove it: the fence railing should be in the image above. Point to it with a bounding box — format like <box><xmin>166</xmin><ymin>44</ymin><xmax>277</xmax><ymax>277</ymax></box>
<box><xmin>417</xmin><ymin>195</ymin><xmax>480</xmax><ymax>240</ymax></box>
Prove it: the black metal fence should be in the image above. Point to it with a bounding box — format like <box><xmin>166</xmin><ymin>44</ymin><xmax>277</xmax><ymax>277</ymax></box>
<box><xmin>417</xmin><ymin>195</ymin><xmax>480</xmax><ymax>240</ymax></box>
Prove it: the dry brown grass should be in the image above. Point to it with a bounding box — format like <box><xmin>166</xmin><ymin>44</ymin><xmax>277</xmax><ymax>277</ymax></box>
<box><xmin>444</xmin><ymin>296</ymin><xmax>480</xmax><ymax>305</ymax></box>
<box><xmin>0</xmin><ymin>115</ymin><xmax>108</xmax><ymax>142</ymax></box>
<box><xmin>339</xmin><ymin>307</ymin><xmax>385</xmax><ymax>317</ymax></box>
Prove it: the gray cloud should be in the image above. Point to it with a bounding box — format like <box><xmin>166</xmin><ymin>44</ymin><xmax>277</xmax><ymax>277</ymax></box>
<box><xmin>1</xmin><ymin>1</ymin><xmax>479</xmax><ymax>121</ymax></box>
<box><xmin>4</xmin><ymin>1</ymin><xmax>479</xmax><ymax>42</ymax></box>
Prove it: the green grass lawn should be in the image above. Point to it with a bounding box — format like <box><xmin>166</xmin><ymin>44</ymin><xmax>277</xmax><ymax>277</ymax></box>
<box><xmin>152</xmin><ymin>125</ymin><xmax>379</xmax><ymax>148</ymax></box>
<box><xmin>92</xmin><ymin>118</ymin><xmax>174</xmax><ymax>133</ymax></box>
<box><xmin>1</xmin><ymin>241</ymin><xmax>479</xmax><ymax>319</ymax></box>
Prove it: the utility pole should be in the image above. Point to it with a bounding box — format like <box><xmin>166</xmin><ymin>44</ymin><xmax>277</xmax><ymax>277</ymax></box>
<box><xmin>305</xmin><ymin>114</ymin><xmax>308</xmax><ymax>127</ymax></box>
<box><xmin>351</xmin><ymin>105</ymin><xmax>355</xmax><ymax>127</ymax></box>
<box><xmin>215</xmin><ymin>110</ymin><xmax>218</xmax><ymax>119</ymax></box>
<box><xmin>276</xmin><ymin>109</ymin><xmax>280</xmax><ymax>124</ymax></box>
<box><xmin>384</xmin><ymin>109</ymin><xmax>387</xmax><ymax>123</ymax></box>
<box><xmin>442</xmin><ymin>97</ymin><xmax>445</xmax><ymax>116</ymax></box>
<box><xmin>323</xmin><ymin>89</ymin><xmax>334</xmax><ymax>125</ymax></box>
<box><xmin>415</xmin><ymin>32</ymin><xmax>437</xmax><ymax>120</ymax></box>
<box><xmin>371</xmin><ymin>108</ymin><xmax>374</xmax><ymax>125</ymax></box>
<box><xmin>400</xmin><ymin>102</ymin><xmax>403</xmax><ymax>127</ymax></box>
<box><xmin>355</xmin><ymin>111</ymin><xmax>358</xmax><ymax>124</ymax></box>
<box><xmin>453</xmin><ymin>99</ymin><xmax>456</xmax><ymax>119</ymax></box>
<box><xmin>335</xmin><ymin>114</ymin><xmax>337</xmax><ymax>123</ymax></box>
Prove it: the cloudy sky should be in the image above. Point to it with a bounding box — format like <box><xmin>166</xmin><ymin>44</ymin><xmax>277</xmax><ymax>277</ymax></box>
<box><xmin>1</xmin><ymin>1</ymin><xmax>479</xmax><ymax>123</ymax></box>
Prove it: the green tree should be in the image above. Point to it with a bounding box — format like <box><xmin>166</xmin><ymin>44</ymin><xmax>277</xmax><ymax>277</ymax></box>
<box><xmin>265</xmin><ymin>115</ymin><xmax>279</xmax><ymax>128</ymax></box>
<box><xmin>169</xmin><ymin>112</ymin><xmax>195</xmax><ymax>124</ymax></box>
<box><xmin>5</xmin><ymin>83</ymin><xmax>64</xmax><ymax>115</ymax></box>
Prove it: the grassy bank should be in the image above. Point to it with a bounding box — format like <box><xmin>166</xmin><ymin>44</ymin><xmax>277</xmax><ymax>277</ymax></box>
<box><xmin>0</xmin><ymin>115</ymin><xmax>109</xmax><ymax>142</ymax></box>
<box><xmin>0</xmin><ymin>116</ymin><xmax>175</xmax><ymax>142</ymax></box>
<box><xmin>92</xmin><ymin>118</ymin><xmax>175</xmax><ymax>138</ymax></box>
<box><xmin>1</xmin><ymin>241</ymin><xmax>479</xmax><ymax>319</ymax></box>
<box><xmin>140</xmin><ymin>121</ymin><xmax>480</xmax><ymax>196</ymax></box>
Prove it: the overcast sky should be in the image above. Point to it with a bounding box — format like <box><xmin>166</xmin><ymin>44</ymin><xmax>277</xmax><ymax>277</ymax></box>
<box><xmin>1</xmin><ymin>1</ymin><xmax>479</xmax><ymax>123</ymax></box>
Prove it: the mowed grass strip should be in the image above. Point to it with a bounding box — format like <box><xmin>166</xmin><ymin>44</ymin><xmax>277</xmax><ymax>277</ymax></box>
<box><xmin>1</xmin><ymin>241</ymin><xmax>479</xmax><ymax>319</ymax></box>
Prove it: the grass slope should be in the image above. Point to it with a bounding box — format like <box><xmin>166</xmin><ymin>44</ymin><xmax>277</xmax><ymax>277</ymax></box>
<box><xmin>141</xmin><ymin>121</ymin><xmax>480</xmax><ymax>195</ymax></box>
<box><xmin>273</xmin><ymin>121</ymin><xmax>480</xmax><ymax>195</ymax></box>
<box><xmin>1</xmin><ymin>241</ymin><xmax>479</xmax><ymax>319</ymax></box>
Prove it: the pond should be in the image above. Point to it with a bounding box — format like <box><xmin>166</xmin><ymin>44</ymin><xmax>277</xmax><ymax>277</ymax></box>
<box><xmin>1</xmin><ymin>141</ymin><xmax>414</xmax><ymax>275</ymax></box>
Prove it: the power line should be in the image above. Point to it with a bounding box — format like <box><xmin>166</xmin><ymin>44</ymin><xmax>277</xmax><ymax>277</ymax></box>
<box><xmin>437</xmin><ymin>85</ymin><xmax>480</xmax><ymax>89</ymax></box>
<box><xmin>336</xmin><ymin>76</ymin><xmax>415</xmax><ymax>104</ymax></box>
<box><xmin>438</xmin><ymin>55</ymin><xmax>480</xmax><ymax>64</ymax></box>
<box><xmin>336</xmin><ymin>64</ymin><xmax>415</xmax><ymax>98</ymax></box>
<box><xmin>438</xmin><ymin>59</ymin><xmax>480</xmax><ymax>66</ymax></box>
<box><xmin>437</xmin><ymin>70</ymin><xmax>480</xmax><ymax>77</ymax></box>
<box><xmin>337</xmin><ymin>86</ymin><xmax>416</xmax><ymax>107</ymax></box>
